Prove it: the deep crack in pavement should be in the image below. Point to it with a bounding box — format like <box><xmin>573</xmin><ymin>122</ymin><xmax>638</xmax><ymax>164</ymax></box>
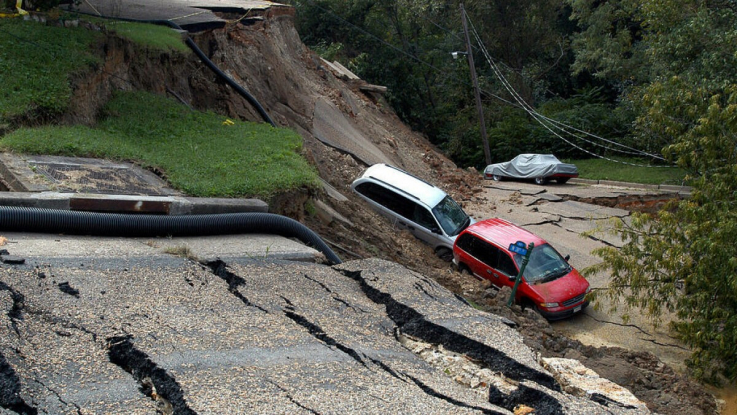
<box><xmin>205</xmin><ymin>259</ymin><xmax>268</xmax><ymax>313</ymax></box>
<box><xmin>107</xmin><ymin>334</ymin><xmax>196</xmax><ymax>415</ymax></box>
<box><xmin>339</xmin><ymin>268</ymin><xmax>569</xmax><ymax>414</ymax></box>
<box><xmin>405</xmin><ymin>373</ymin><xmax>503</xmax><ymax>415</ymax></box>
<box><xmin>0</xmin><ymin>351</ymin><xmax>37</xmax><ymax>415</ymax></box>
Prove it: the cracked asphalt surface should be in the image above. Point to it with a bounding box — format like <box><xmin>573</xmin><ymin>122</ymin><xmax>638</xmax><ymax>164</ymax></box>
<box><xmin>0</xmin><ymin>231</ymin><xmax>651</xmax><ymax>413</ymax></box>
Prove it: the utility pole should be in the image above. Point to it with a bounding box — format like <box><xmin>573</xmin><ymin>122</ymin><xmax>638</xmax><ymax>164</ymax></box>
<box><xmin>460</xmin><ymin>3</ymin><xmax>491</xmax><ymax>166</ymax></box>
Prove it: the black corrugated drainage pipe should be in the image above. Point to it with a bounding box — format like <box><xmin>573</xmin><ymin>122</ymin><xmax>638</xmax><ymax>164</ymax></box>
<box><xmin>180</xmin><ymin>36</ymin><xmax>276</xmax><ymax>128</ymax></box>
<box><xmin>72</xmin><ymin>11</ymin><xmax>277</xmax><ymax>127</ymax></box>
<box><xmin>0</xmin><ymin>206</ymin><xmax>341</xmax><ymax>265</ymax></box>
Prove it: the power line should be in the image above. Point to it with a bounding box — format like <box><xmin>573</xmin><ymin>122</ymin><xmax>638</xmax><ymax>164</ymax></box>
<box><xmin>300</xmin><ymin>1</ymin><xmax>672</xmax><ymax>166</ymax></box>
<box><xmin>466</xmin><ymin>15</ymin><xmax>674</xmax><ymax>167</ymax></box>
<box><xmin>418</xmin><ymin>6</ymin><xmax>668</xmax><ymax>162</ymax></box>
<box><xmin>467</xmin><ymin>16</ymin><xmax>666</xmax><ymax>162</ymax></box>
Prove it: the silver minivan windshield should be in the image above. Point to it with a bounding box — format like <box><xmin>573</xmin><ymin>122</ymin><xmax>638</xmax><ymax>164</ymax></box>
<box><xmin>432</xmin><ymin>196</ymin><xmax>470</xmax><ymax>236</ymax></box>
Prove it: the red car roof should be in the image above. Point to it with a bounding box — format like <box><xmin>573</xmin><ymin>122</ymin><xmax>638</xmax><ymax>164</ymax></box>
<box><xmin>463</xmin><ymin>218</ymin><xmax>547</xmax><ymax>248</ymax></box>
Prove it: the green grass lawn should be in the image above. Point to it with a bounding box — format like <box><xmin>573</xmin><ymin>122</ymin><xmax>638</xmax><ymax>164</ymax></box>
<box><xmin>568</xmin><ymin>157</ymin><xmax>689</xmax><ymax>186</ymax></box>
<box><xmin>0</xmin><ymin>15</ymin><xmax>188</xmax><ymax>123</ymax></box>
<box><xmin>0</xmin><ymin>17</ymin><xmax>102</xmax><ymax>120</ymax></box>
<box><xmin>97</xmin><ymin>20</ymin><xmax>190</xmax><ymax>53</ymax></box>
<box><xmin>1</xmin><ymin>91</ymin><xmax>320</xmax><ymax>198</ymax></box>
<box><xmin>0</xmin><ymin>17</ymin><xmax>315</xmax><ymax>199</ymax></box>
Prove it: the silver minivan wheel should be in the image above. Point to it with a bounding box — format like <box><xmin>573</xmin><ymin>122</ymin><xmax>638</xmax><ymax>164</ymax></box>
<box><xmin>534</xmin><ymin>177</ymin><xmax>548</xmax><ymax>185</ymax></box>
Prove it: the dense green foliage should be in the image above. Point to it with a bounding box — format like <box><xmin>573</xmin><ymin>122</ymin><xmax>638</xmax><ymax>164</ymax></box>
<box><xmin>0</xmin><ymin>92</ymin><xmax>320</xmax><ymax>197</ymax></box>
<box><xmin>0</xmin><ymin>16</ymin><xmax>187</xmax><ymax>127</ymax></box>
<box><xmin>287</xmin><ymin>0</ymin><xmax>626</xmax><ymax>168</ymax></box>
<box><xmin>0</xmin><ymin>17</ymin><xmax>101</xmax><ymax>122</ymax></box>
<box><xmin>571</xmin><ymin>1</ymin><xmax>737</xmax><ymax>383</ymax></box>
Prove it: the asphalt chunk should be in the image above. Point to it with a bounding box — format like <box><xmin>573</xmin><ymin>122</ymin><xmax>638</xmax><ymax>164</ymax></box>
<box><xmin>0</xmin><ymin>281</ymin><xmax>25</xmax><ymax>336</ymax></box>
<box><xmin>58</xmin><ymin>281</ymin><xmax>80</xmax><ymax>298</ymax></box>
<box><xmin>1</xmin><ymin>256</ymin><xmax>26</xmax><ymax>265</ymax></box>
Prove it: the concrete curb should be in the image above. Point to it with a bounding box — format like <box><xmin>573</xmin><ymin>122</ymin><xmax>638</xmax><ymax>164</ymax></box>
<box><xmin>569</xmin><ymin>178</ymin><xmax>692</xmax><ymax>194</ymax></box>
<box><xmin>599</xmin><ymin>180</ymin><xmax>659</xmax><ymax>190</ymax></box>
<box><xmin>0</xmin><ymin>192</ymin><xmax>268</xmax><ymax>215</ymax></box>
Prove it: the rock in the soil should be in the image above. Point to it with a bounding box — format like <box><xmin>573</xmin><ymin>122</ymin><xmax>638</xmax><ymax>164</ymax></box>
<box><xmin>541</xmin><ymin>357</ymin><xmax>650</xmax><ymax>413</ymax></box>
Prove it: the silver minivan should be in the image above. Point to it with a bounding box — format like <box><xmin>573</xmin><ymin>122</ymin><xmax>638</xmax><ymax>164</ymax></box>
<box><xmin>351</xmin><ymin>164</ymin><xmax>475</xmax><ymax>260</ymax></box>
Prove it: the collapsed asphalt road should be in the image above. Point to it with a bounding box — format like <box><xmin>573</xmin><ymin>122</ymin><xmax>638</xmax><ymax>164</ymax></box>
<box><xmin>0</xmin><ymin>232</ymin><xmax>650</xmax><ymax>414</ymax></box>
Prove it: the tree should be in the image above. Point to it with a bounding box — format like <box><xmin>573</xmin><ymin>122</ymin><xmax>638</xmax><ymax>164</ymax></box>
<box><xmin>587</xmin><ymin>85</ymin><xmax>737</xmax><ymax>383</ymax></box>
<box><xmin>574</xmin><ymin>0</ymin><xmax>737</xmax><ymax>383</ymax></box>
<box><xmin>288</xmin><ymin>0</ymin><xmax>601</xmax><ymax>168</ymax></box>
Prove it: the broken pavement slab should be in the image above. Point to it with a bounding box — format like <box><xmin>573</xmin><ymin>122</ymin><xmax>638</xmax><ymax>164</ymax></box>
<box><xmin>541</xmin><ymin>357</ymin><xmax>649</xmax><ymax>412</ymax></box>
<box><xmin>0</xmin><ymin>233</ymin><xmax>649</xmax><ymax>414</ymax></box>
<box><xmin>0</xmin><ymin>255</ymin><xmax>24</xmax><ymax>264</ymax></box>
<box><xmin>66</xmin><ymin>0</ymin><xmax>290</xmax><ymax>31</ymax></box>
<box><xmin>312</xmin><ymin>97</ymin><xmax>397</xmax><ymax>167</ymax></box>
<box><xmin>0</xmin><ymin>153</ymin><xmax>180</xmax><ymax>196</ymax></box>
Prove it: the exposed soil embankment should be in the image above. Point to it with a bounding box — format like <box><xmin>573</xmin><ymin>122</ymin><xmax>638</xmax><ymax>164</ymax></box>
<box><xmin>57</xmin><ymin>8</ymin><xmax>717</xmax><ymax>414</ymax></box>
<box><xmin>561</xmin><ymin>193</ymin><xmax>684</xmax><ymax>214</ymax></box>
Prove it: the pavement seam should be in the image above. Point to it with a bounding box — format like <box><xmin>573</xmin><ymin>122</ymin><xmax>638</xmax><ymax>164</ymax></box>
<box><xmin>203</xmin><ymin>259</ymin><xmax>267</xmax><ymax>313</ymax></box>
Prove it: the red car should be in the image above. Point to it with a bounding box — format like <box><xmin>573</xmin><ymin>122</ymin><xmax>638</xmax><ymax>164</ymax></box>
<box><xmin>453</xmin><ymin>218</ymin><xmax>589</xmax><ymax>320</ymax></box>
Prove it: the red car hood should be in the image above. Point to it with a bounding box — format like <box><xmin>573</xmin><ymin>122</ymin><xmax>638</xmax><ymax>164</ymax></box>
<box><xmin>527</xmin><ymin>269</ymin><xmax>589</xmax><ymax>303</ymax></box>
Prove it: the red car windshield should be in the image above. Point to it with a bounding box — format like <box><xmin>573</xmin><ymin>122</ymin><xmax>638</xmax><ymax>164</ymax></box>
<box><xmin>513</xmin><ymin>244</ymin><xmax>571</xmax><ymax>283</ymax></box>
